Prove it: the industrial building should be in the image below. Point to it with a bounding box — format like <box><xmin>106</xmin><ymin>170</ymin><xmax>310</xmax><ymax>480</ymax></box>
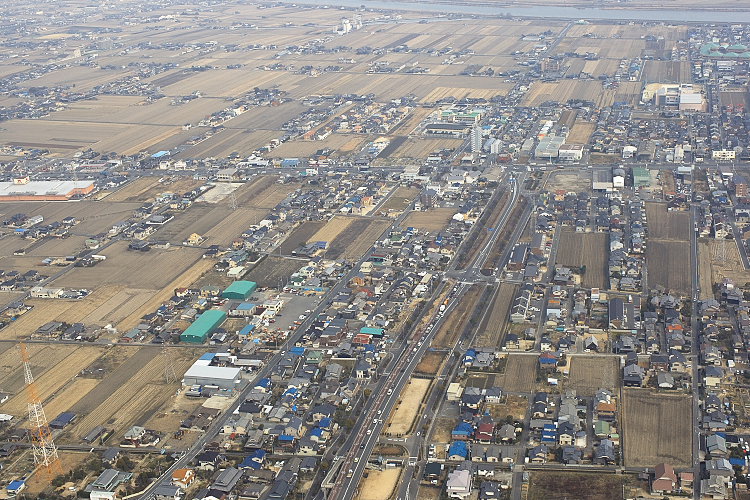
<box><xmin>632</xmin><ymin>167</ymin><xmax>651</xmax><ymax>188</ymax></box>
<box><xmin>182</xmin><ymin>353</ymin><xmax>243</xmax><ymax>391</ymax></box>
<box><xmin>180</xmin><ymin>309</ymin><xmax>227</xmax><ymax>343</ymax></box>
<box><xmin>0</xmin><ymin>179</ymin><xmax>95</xmax><ymax>201</ymax></box>
<box><xmin>534</xmin><ymin>135</ymin><xmax>566</xmax><ymax>159</ymax></box>
<box><xmin>222</xmin><ymin>280</ymin><xmax>257</xmax><ymax>300</ymax></box>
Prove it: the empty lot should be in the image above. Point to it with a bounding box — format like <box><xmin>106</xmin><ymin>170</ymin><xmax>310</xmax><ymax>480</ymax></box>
<box><xmin>404</xmin><ymin>208</ymin><xmax>457</xmax><ymax>232</ymax></box>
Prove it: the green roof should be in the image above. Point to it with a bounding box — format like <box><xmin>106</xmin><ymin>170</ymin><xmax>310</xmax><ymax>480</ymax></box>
<box><xmin>180</xmin><ymin>309</ymin><xmax>226</xmax><ymax>343</ymax></box>
<box><xmin>221</xmin><ymin>280</ymin><xmax>257</xmax><ymax>299</ymax></box>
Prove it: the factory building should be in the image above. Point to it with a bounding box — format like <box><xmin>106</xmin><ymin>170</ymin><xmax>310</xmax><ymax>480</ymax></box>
<box><xmin>180</xmin><ymin>309</ymin><xmax>227</xmax><ymax>343</ymax></box>
<box><xmin>221</xmin><ymin>281</ymin><xmax>257</xmax><ymax>300</ymax></box>
<box><xmin>182</xmin><ymin>353</ymin><xmax>243</xmax><ymax>391</ymax></box>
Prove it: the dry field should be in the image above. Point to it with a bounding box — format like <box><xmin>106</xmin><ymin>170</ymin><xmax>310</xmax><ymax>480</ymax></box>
<box><xmin>496</xmin><ymin>354</ymin><xmax>537</xmax><ymax>393</ymax></box>
<box><xmin>152</xmin><ymin>204</ymin><xmax>267</xmax><ymax>245</ymax></box>
<box><xmin>622</xmin><ymin>390</ymin><xmax>692</xmax><ymax>467</ymax></box>
<box><xmin>642</xmin><ymin>60</ymin><xmax>692</xmax><ymax>83</ymax></box>
<box><xmin>271</xmin><ymin>135</ymin><xmax>367</xmax><ymax>158</ymax></box>
<box><xmin>0</xmin><ymin>200</ymin><xmax>141</xmax><ymax>237</ymax></box>
<box><xmin>66</xmin><ymin>347</ymin><xmax>200</xmax><ymax>441</ymax></box>
<box><xmin>356</xmin><ymin>468</ymin><xmax>402</xmax><ymax>500</ymax></box>
<box><xmin>646</xmin><ymin>203</ymin><xmax>690</xmax><ymax>241</ymax></box>
<box><xmin>326</xmin><ymin>217</ymin><xmax>391</xmax><ymax>261</ymax></box>
<box><xmin>567</xmin><ymin>356</ymin><xmax>619</xmax><ymax>396</ymax></box>
<box><xmin>646</xmin><ymin>240</ymin><xmax>691</xmax><ymax>293</ymax></box>
<box><xmin>403</xmin><ymin>208</ymin><xmax>457</xmax><ymax>232</ymax></box>
<box><xmin>234</xmin><ymin>176</ymin><xmax>296</xmax><ymax>209</ymax></box>
<box><xmin>522</xmin><ymin>80</ymin><xmax>612</xmax><ymax>107</ymax></box>
<box><xmin>386</xmin><ymin>377</ymin><xmax>431</xmax><ymax>436</ymax></box>
<box><xmin>567</xmin><ymin>122</ymin><xmax>596</xmax><ymax>144</ymax></box>
<box><xmin>278</xmin><ymin>221</ymin><xmax>326</xmax><ymax>255</ymax></box>
<box><xmin>528</xmin><ymin>472</ymin><xmax>625</xmax><ymax>500</ymax></box>
<box><xmin>475</xmin><ymin>283</ymin><xmax>517</xmax><ymax>348</ymax></box>
<box><xmin>245</xmin><ymin>255</ymin><xmax>305</xmax><ymax>288</ymax></box>
<box><xmin>310</xmin><ymin>216</ymin><xmax>354</xmax><ymax>245</ymax></box>
<box><xmin>54</xmin><ymin>242</ymin><xmax>203</xmax><ymax>289</ymax></box>
<box><xmin>556</xmin><ymin>231</ymin><xmax>609</xmax><ymax>289</ymax></box>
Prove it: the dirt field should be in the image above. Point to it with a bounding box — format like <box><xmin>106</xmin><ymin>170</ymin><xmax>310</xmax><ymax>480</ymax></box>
<box><xmin>356</xmin><ymin>468</ymin><xmax>402</xmax><ymax>500</ymax></box>
<box><xmin>522</xmin><ymin>80</ymin><xmax>613</xmax><ymax>108</ymax></box>
<box><xmin>414</xmin><ymin>350</ymin><xmax>447</xmax><ymax>376</ymax></box>
<box><xmin>391</xmin><ymin>137</ymin><xmax>464</xmax><ymax>159</ymax></box>
<box><xmin>567</xmin><ymin>122</ymin><xmax>596</xmax><ymax>144</ymax></box>
<box><xmin>326</xmin><ymin>217</ymin><xmax>391</xmax><ymax>261</ymax></box>
<box><xmin>556</xmin><ymin>231</ymin><xmax>608</xmax><ymax>289</ymax></box>
<box><xmin>386</xmin><ymin>377</ymin><xmax>431</xmax><ymax>435</ymax></box>
<box><xmin>545</xmin><ymin>171</ymin><xmax>590</xmax><ymax>192</ymax></box>
<box><xmin>278</xmin><ymin>221</ymin><xmax>326</xmax><ymax>255</ymax></box>
<box><xmin>152</xmin><ymin>204</ymin><xmax>268</xmax><ymax>246</ymax></box>
<box><xmin>699</xmin><ymin>239</ymin><xmax>750</xmax><ymax>298</ymax></box>
<box><xmin>528</xmin><ymin>472</ymin><xmax>626</xmax><ymax>500</ymax></box>
<box><xmin>245</xmin><ymin>255</ymin><xmax>305</xmax><ymax>288</ymax></box>
<box><xmin>567</xmin><ymin>356</ymin><xmax>619</xmax><ymax>396</ymax></box>
<box><xmin>310</xmin><ymin>216</ymin><xmax>354</xmax><ymax>246</ymax></box>
<box><xmin>622</xmin><ymin>390</ymin><xmax>692</xmax><ymax>467</ymax></box>
<box><xmin>475</xmin><ymin>283</ymin><xmax>517</xmax><ymax>348</ymax></box>
<box><xmin>646</xmin><ymin>240</ymin><xmax>691</xmax><ymax>293</ymax></box>
<box><xmin>496</xmin><ymin>354</ymin><xmax>537</xmax><ymax>393</ymax></box>
<box><xmin>646</xmin><ymin>203</ymin><xmax>690</xmax><ymax>241</ymax></box>
<box><xmin>486</xmin><ymin>394</ymin><xmax>528</xmax><ymax>422</ymax></box>
<box><xmin>403</xmin><ymin>208</ymin><xmax>457</xmax><ymax>232</ymax></box>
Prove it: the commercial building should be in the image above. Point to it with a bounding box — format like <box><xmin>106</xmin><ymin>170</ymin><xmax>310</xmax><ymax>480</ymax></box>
<box><xmin>180</xmin><ymin>310</ymin><xmax>227</xmax><ymax>343</ymax></box>
<box><xmin>592</xmin><ymin>169</ymin><xmax>614</xmax><ymax>191</ymax></box>
<box><xmin>534</xmin><ymin>135</ymin><xmax>566</xmax><ymax>159</ymax></box>
<box><xmin>222</xmin><ymin>281</ymin><xmax>257</xmax><ymax>300</ymax></box>
<box><xmin>558</xmin><ymin>144</ymin><xmax>583</xmax><ymax>161</ymax></box>
<box><xmin>632</xmin><ymin>167</ymin><xmax>651</xmax><ymax>188</ymax></box>
<box><xmin>0</xmin><ymin>179</ymin><xmax>95</xmax><ymax>201</ymax></box>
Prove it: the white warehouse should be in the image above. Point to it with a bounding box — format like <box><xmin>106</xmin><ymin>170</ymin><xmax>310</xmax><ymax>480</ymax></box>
<box><xmin>182</xmin><ymin>353</ymin><xmax>242</xmax><ymax>390</ymax></box>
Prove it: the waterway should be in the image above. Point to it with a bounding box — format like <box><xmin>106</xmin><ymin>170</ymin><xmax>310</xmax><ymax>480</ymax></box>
<box><xmin>291</xmin><ymin>0</ymin><xmax>750</xmax><ymax>23</ymax></box>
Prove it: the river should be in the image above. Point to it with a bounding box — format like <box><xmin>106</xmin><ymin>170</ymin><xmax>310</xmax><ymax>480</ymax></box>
<box><xmin>291</xmin><ymin>0</ymin><xmax>750</xmax><ymax>23</ymax></box>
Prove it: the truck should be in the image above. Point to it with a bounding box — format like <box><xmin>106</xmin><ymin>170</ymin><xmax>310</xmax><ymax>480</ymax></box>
<box><xmin>439</xmin><ymin>304</ymin><xmax>446</xmax><ymax>312</ymax></box>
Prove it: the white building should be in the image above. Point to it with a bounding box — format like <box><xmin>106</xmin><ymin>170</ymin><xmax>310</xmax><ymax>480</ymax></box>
<box><xmin>446</xmin><ymin>469</ymin><xmax>472</xmax><ymax>499</ymax></box>
<box><xmin>558</xmin><ymin>144</ymin><xmax>583</xmax><ymax>161</ymax></box>
<box><xmin>182</xmin><ymin>355</ymin><xmax>242</xmax><ymax>390</ymax></box>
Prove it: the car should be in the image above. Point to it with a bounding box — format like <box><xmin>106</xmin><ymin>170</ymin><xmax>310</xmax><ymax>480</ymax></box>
<box><xmin>366</xmin><ymin>429</ymin><xmax>372</xmax><ymax>435</ymax></box>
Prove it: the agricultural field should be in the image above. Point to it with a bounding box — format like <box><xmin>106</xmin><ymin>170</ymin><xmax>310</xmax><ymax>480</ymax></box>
<box><xmin>556</xmin><ymin>231</ymin><xmax>609</xmax><ymax>289</ymax></box>
<box><xmin>698</xmin><ymin>239</ymin><xmax>750</xmax><ymax>298</ymax></box>
<box><xmin>622</xmin><ymin>390</ymin><xmax>692</xmax><ymax>467</ymax></box>
<box><xmin>646</xmin><ymin>240</ymin><xmax>691</xmax><ymax>293</ymax></box>
<box><xmin>105</xmin><ymin>177</ymin><xmax>203</xmax><ymax>203</ymax></box>
<box><xmin>245</xmin><ymin>255</ymin><xmax>306</xmax><ymax>289</ymax></box>
<box><xmin>475</xmin><ymin>283</ymin><xmax>517</xmax><ymax>348</ymax></box>
<box><xmin>528</xmin><ymin>472</ymin><xmax>627</xmax><ymax>500</ymax></box>
<box><xmin>386</xmin><ymin>377</ymin><xmax>431</xmax><ymax>436</ymax></box>
<box><xmin>522</xmin><ymin>80</ymin><xmax>613</xmax><ymax>108</ymax></box>
<box><xmin>403</xmin><ymin>208</ymin><xmax>457</xmax><ymax>232</ymax></box>
<box><xmin>496</xmin><ymin>354</ymin><xmax>537</xmax><ymax>393</ymax></box>
<box><xmin>567</xmin><ymin>356</ymin><xmax>619</xmax><ymax>396</ymax></box>
<box><xmin>646</xmin><ymin>203</ymin><xmax>690</xmax><ymax>241</ymax></box>
<box><xmin>278</xmin><ymin>221</ymin><xmax>326</xmax><ymax>255</ymax></box>
<box><xmin>567</xmin><ymin>122</ymin><xmax>596</xmax><ymax>144</ymax></box>
<box><xmin>325</xmin><ymin>217</ymin><xmax>391</xmax><ymax>261</ymax></box>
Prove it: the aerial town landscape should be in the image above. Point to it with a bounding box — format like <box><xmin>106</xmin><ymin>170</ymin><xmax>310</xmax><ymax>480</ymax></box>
<box><xmin>3</xmin><ymin>0</ymin><xmax>750</xmax><ymax>499</ymax></box>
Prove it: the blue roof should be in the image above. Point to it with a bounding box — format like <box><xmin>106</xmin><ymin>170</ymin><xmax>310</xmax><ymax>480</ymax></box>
<box><xmin>7</xmin><ymin>480</ymin><xmax>24</xmax><ymax>491</ymax></box>
<box><xmin>731</xmin><ymin>457</ymin><xmax>747</xmax><ymax>466</ymax></box>
<box><xmin>453</xmin><ymin>422</ymin><xmax>474</xmax><ymax>435</ymax></box>
<box><xmin>239</xmin><ymin>324</ymin><xmax>256</xmax><ymax>336</ymax></box>
<box><xmin>199</xmin><ymin>353</ymin><xmax>215</xmax><ymax>361</ymax></box>
<box><xmin>448</xmin><ymin>441</ymin><xmax>468</xmax><ymax>457</ymax></box>
<box><xmin>257</xmin><ymin>378</ymin><xmax>271</xmax><ymax>388</ymax></box>
<box><xmin>319</xmin><ymin>417</ymin><xmax>332</xmax><ymax>429</ymax></box>
<box><xmin>278</xmin><ymin>434</ymin><xmax>295</xmax><ymax>442</ymax></box>
<box><xmin>310</xmin><ymin>428</ymin><xmax>324</xmax><ymax>438</ymax></box>
<box><xmin>239</xmin><ymin>456</ymin><xmax>262</xmax><ymax>469</ymax></box>
<box><xmin>237</xmin><ymin>302</ymin><xmax>256</xmax><ymax>310</ymax></box>
<box><xmin>290</xmin><ymin>346</ymin><xmax>306</xmax><ymax>356</ymax></box>
<box><xmin>151</xmin><ymin>150</ymin><xmax>170</xmax><ymax>158</ymax></box>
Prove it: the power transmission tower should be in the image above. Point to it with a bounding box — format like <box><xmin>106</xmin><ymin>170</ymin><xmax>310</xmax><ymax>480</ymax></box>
<box><xmin>20</xmin><ymin>343</ymin><xmax>61</xmax><ymax>479</ymax></box>
<box><xmin>230</xmin><ymin>189</ymin><xmax>238</xmax><ymax>211</ymax></box>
